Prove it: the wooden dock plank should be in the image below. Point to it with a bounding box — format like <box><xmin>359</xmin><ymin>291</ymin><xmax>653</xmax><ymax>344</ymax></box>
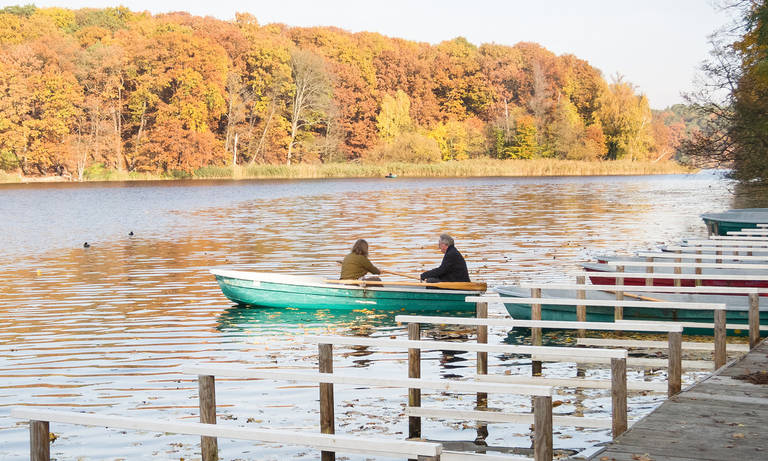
<box><xmin>583</xmin><ymin>339</ymin><xmax>768</xmax><ymax>461</ymax></box>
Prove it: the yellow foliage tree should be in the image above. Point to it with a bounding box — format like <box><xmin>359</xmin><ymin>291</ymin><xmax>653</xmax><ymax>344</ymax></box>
<box><xmin>597</xmin><ymin>76</ymin><xmax>653</xmax><ymax>160</ymax></box>
<box><xmin>428</xmin><ymin>117</ymin><xmax>486</xmax><ymax>160</ymax></box>
<box><xmin>376</xmin><ymin>89</ymin><xmax>413</xmax><ymax>141</ymax></box>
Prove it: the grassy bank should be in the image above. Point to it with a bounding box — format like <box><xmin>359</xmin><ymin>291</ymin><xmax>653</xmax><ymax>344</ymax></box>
<box><xmin>0</xmin><ymin>171</ymin><xmax>22</xmax><ymax>183</ymax></box>
<box><xmin>3</xmin><ymin>159</ymin><xmax>693</xmax><ymax>183</ymax></box>
<box><xmin>192</xmin><ymin>159</ymin><xmax>693</xmax><ymax>179</ymax></box>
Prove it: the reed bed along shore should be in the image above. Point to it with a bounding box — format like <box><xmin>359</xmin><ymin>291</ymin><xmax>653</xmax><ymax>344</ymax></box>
<box><xmin>2</xmin><ymin>159</ymin><xmax>693</xmax><ymax>183</ymax></box>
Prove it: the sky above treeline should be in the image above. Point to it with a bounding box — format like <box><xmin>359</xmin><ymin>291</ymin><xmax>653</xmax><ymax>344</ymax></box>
<box><xmin>20</xmin><ymin>0</ymin><xmax>736</xmax><ymax>109</ymax></box>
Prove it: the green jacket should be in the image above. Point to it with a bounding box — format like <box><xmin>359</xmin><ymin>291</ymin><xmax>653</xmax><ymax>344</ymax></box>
<box><xmin>340</xmin><ymin>253</ymin><xmax>381</xmax><ymax>280</ymax></box>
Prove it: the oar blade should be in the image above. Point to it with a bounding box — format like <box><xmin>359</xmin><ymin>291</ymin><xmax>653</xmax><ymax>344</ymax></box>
<box><xmin>429</xmin><ymin>281</ymin><xmax>487</xmax><ymax>291</ymax></box>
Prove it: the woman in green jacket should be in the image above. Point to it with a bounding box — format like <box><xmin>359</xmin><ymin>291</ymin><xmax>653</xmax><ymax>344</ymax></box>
<box><xmin>340</xmin><ymin>239</ymin><xmax>381</xmax><ymax>280</ymax></box>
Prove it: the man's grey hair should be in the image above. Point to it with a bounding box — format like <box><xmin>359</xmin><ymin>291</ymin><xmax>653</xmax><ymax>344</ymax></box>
<box><xmin>439</xmin><ymin>233</ymin><xmax>454</xmax><ymax>247</ymax></box>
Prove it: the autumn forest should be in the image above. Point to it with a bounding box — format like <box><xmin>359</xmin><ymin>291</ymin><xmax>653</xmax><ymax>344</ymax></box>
<box><xmin>0</xmin><ymin>5</ymin><xmax>694</xmax><ymax>179</ymax></box>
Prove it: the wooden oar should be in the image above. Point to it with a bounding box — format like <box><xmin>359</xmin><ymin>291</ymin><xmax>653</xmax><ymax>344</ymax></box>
<box><xmin>380</xmin><ymin>269</ymin><xmax>419</xmax><ymax>279</ymax></box>
<box><xmin>326</xmin><ymin>279</ymin><xmax>487</xmax><ymax>292</ymax></box>
<box><xmin>600</xmin><ymin>290</ymin><xmax>666</xmax><ymax>302</ymax></box>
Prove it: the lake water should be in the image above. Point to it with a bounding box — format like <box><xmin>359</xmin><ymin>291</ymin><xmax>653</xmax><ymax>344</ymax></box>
<box><xmin>0</xmin><ymin>172</ymin><xmax>742</xmax><ymax>459</ymax></box>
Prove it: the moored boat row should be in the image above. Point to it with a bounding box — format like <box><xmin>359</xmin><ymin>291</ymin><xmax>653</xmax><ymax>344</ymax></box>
<box><xmin>492</xmin><ymin>208</ymin><xmax>768</xmax><ymax>335</ymax></box>
<box><xmin>495</xmin><ymin>285</ymin><xmax>766</xmax><ymax>334</ymax></box>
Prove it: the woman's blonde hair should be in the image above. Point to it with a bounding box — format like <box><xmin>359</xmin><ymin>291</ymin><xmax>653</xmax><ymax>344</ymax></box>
<box><xmin>351</xmin><ymin>239</ymin><xmax>369</xmax><ymax>256</ymax></box>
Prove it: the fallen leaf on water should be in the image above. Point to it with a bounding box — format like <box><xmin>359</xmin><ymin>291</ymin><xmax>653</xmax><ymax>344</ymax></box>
<box><xmin>600</xmin><ymin>457</ymin><xmax>614</xmax><ymax>461</ymax></box>
<box><xmin>631</xmin><ymin>454</ymin><xmax>653</xmax><ymax>461</ymax></box>
<box><xmin>733</xmin><ymin>433</ymin><xmax>745</xmax><ymax>439</ymax></box>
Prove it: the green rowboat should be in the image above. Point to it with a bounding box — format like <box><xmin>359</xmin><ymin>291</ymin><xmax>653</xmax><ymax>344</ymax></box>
<box><xmin>701</xmin><ymin>208</ymin><xmax>768</xmax><ymax>236</ymax></box>
<box><xmin>496</xmin><ymin>286</ymin><xmax>766</xmax><ymax>335</ymax></box>
<box><xmin>211</xmin><ymin>269</ymin><xmax>483</xmax><ymax>312</ymax></box>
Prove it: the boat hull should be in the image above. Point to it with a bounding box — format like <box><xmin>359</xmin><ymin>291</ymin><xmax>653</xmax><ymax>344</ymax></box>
<box><xmin>496</xmin><ymin>286</ymin><xmax>767</xmax><ymax>335</ymax></box>
<box><xmin>701</xmin><ymin>209</ymin><xmax>768</xmax><ymax>236</ymax></box>
<box><xmin>582</xmin><ymin>262</ymin><xmax>768</xmax><ymax>290</ymax></box>
<box><xmin>211</xmin><ymin>269</ymin><xmax>480</xmax><ymax>312</ymax></box>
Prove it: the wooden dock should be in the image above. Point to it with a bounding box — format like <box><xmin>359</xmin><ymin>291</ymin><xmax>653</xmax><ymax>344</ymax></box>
<box><xmin>584</xmin><ymin>339</ymin><xmax>768</xmax><ymax>461</ymax></box>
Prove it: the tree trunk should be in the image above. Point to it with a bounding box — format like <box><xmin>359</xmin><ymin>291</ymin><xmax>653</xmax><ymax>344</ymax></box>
<box><xmin>288</xmin><ymin>88</ymin><xmax>305</xmax><ymax>165</ymax></box>
<box><xmin>135</xmin><ymin>101</ymin><xmax>146</xmax><ymax>155</ymax></box>
<box><xmin>250</xmin><ymin>99</ymin><xmax>276</xmax><ymax>166</ymax></box>
<box><xmin>115</xmin><ymin>83</ymin><xmax>124</xmax><ymax>171</ymax></box>
<box><xmin>225</xmin><ymin>95</ymin><xmax>235</xmax><ymax>154</ymax></box>
<box><xmin>504</xmin><ymin>97</ymin><xmax>510</xmax><ymax>140</ymax></box>
<box><xmin>233</xmin><ymin>132</ymin><xmax>238</xmax><ymax>165</ymax></box>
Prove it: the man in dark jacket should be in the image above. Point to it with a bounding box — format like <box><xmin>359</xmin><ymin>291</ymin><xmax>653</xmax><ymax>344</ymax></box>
<box><xmin>420</xmin><ymin>234</ymin><xmax>471</xmax><ymax>282</ymax></box>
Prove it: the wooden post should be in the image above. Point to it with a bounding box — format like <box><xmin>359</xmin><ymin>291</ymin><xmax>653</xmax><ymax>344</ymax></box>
<box><xmin>199</xmin><ymin>374</ymin><xmax>218</xmax><ymax>461</ymax></box>
<box><xmin>610</xmin><ymin>358</ymin><xmax>628</xmax><ymax>438</ymax></box>
<box><xmin>533</xmin><ymin>396</ymin><xmax>553</xmax><ymax>461</ymax></box>
<box><xmin>695</xmin><ymin>250</ymin><xmax>703</xmax><ymax>275</ymax></box>
<box><xmin>667</xmin><ymin>331</ymin><xmax>682</xmax><ymax>396</ymax></box>
<box><xmin>408</xmin><ymin>323</ymin><xmax>422</xmax><ymax>441</ymax></box>
<box><xmin>30</xmin><ymin>420</ymin><xmax>50</xmax><ymax>461</ymax></box>
<box><xmin>645</xmin><ymin>257</ymin><xmax>653</xmax><ymax>286</ymax></box>
<box><xmin>576</xmin><ymin>275</ymin><xmax>586</xmax><ymax>338</ymax></box>
<box><xmin>475</xmin><ymin>302</ymin><xmax>489</xmax><ymax>444</ymax></box>
<box><xmin>714</xmin><ymin>310</ymin><xmax>727</xmax><ymax>370</ymax></box>
<box><xmin>614</xmin><ymin>266</ymin><xmax>624</xmax><ymax>321</ymax></box>
<box><xmin>319</xmin><ymin>343</ymin><xmax>335</xmax><ymax>461</ymax></box>
<box><xmin>693</xmin><ymin>249</ymin><xmax>702</xmax><ymax>286</ymax></box>
<box><xmin>576</xmin><ymin>275</ymin><xmax>586</xmax><ymax>378</ymax></box>
<box><xmin>531</xmin><ymin>288</ymin><xmax>542</xmax><ymax>376</ymax></box>
<box><xmin>749</xmin><ymin>293</ymin><xmax>760</xmax><ymax>350</ymax></box>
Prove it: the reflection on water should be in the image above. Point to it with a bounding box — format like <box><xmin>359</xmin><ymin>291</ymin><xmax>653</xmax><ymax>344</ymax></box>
<box><xmin>217</xmin><ymin>305</ymin><xmax>398</xmax><ymax>334</ymax></box>
<box><xmin>216</xmin><ymin>305</ymin><xmax>478</xmax><ymax>335</ymax></box>
<box><xmin>0</xmin><ymin>173</ymin><xmax>738</xmax><ymax>459</ymax></box>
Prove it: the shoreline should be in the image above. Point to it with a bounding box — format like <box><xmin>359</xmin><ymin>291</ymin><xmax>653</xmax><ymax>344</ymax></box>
<box><xmin>1</xmin><ymin>159</ymin><xmax>695</xmax><ymax>184</ymax></box>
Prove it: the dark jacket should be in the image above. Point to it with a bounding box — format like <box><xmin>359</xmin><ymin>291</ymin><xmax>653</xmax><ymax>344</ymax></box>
<box><xmin>420</xmin><ymin>245</ymin><xmax>470</xmax><ymax>282</ymax></box>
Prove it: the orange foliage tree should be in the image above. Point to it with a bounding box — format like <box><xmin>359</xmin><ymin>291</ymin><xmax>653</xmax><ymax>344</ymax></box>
<box><xmin>0</xmin><ymin>5</ymin><xmax>680</xmax><ymax>177</ymax></box>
